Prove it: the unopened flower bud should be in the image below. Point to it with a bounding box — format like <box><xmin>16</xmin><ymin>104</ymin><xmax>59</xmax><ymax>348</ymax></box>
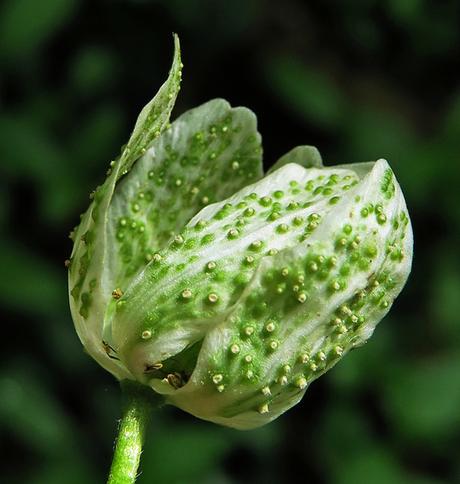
<box><xmin>68</xmin><ymin>36</ymin><xmax>412</xmax><ymax>430</ymax></box>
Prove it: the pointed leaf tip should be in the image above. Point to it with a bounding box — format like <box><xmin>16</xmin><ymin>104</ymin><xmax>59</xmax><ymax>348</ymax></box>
<box><xmin>119</xmin><ymin>34</ymin><xmax>182</xmax><ymax>175</ymax></box>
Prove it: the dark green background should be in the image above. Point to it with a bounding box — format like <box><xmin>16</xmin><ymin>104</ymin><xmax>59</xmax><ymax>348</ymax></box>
<box><xmin>1</xmin><ymin>1</ymin><xmax>459</xmax><ymax>483</ymax></box>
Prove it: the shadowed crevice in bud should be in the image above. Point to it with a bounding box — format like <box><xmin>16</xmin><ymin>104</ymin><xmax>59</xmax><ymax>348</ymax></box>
<box><xmin>142</xmin><ymin>340</ymin><xmax>203</xmax><ymax>389</ymax></box>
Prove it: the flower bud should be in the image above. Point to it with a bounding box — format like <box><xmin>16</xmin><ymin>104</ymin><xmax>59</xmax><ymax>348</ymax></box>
<box><xmin>68</xmin><ymin>37</ymin><xmax>412</xmax><ymax>429</ymax></box>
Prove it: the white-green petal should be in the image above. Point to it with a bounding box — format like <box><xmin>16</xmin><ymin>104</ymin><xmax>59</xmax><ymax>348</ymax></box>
<box><xmin>107</xmin><ymin>98</ymin><xmax>263</xmax><ymax>285</ymax></box>
<box><xmin>68</xmin><ymin>36</ymin><xmax>182</xmax><ymax>380</ymax></box>
<box><xmin>111</xmin><ymin>161</ymin><xmax>358</xmax><ymax>377</ymax></box>
<box><xmin>114</xmin><ymin>158</ymin><xmax>411</xmax><ymax>429</ymax></box>
<box><xmin>104</xmin><ymin>99</ymin><xmax>263</xmax><ymax>348</ymax></box>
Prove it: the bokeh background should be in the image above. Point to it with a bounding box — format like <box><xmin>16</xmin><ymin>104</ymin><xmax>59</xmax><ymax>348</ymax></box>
<box><xmin>1</xmin><ymin>0</ymin><xmax>460</xmax><ymax>483</ymax></box>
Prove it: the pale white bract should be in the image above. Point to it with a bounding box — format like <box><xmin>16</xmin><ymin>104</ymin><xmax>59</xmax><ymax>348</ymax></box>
<box><xmin>68</xmin><ymin>37</ymin><xmax>412</xmax><ymax>429</ymax></box>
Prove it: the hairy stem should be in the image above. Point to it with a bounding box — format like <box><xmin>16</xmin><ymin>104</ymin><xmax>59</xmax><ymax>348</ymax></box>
<box><xmin>107</xmin><ymin>381</ymin><xmax>161</xmax><ymax>484</ymax></box>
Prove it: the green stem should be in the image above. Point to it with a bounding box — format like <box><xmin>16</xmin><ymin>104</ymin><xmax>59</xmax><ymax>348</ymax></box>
<box><xmin>107</xmin><ymin>381</ymin><xmax>161</xmax><ymax>484</ymax></box>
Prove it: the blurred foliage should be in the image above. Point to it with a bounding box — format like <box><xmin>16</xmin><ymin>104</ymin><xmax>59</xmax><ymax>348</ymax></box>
<box><xmin>1</xmin><ymin>0</ymin><xmax>459</xmax><ymax>483</ymax></box>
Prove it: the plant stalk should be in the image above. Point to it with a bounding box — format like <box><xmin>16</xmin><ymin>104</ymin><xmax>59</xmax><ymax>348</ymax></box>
<box><xmin>107</xmin><ymin>381</ymin><xmax>160</xmax><ymax>484</ymax></box>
